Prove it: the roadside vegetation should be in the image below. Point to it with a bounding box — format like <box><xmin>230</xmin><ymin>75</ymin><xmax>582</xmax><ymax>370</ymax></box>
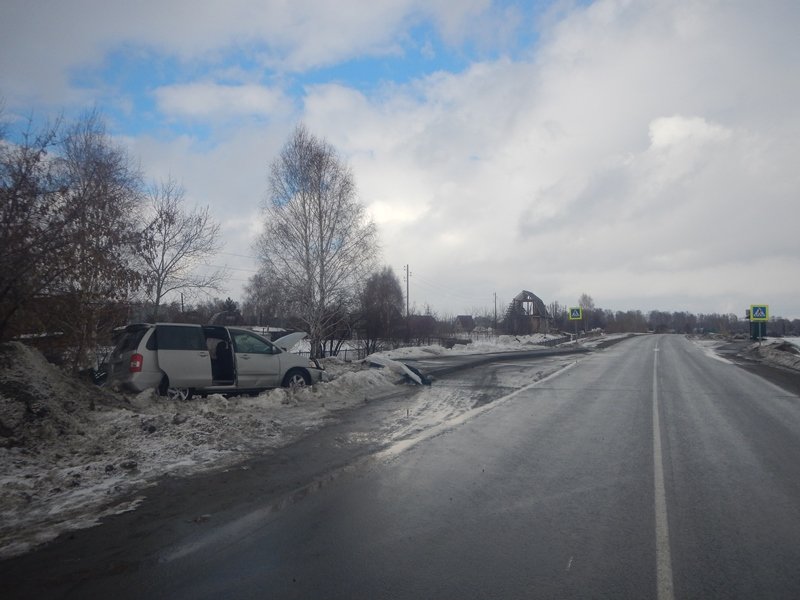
<box><xmin>0</xmin><ymin>107</ymin><xmax>224</xmax><ymax>370</ymax></box>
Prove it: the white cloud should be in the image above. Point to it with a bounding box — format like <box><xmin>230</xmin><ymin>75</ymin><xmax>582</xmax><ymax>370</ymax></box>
<box><xmin>296</xmin><ymin>0</ymin><xmax>800</xmax><ymax>316</ymax></box>
<box><xmin>0</xmin><ymin>0</ymin><xmax>504</xmax><ymax>107</ymax></box>
<box><xmin>120</xmin><ymin>123</ymin><xmax>294</xmax><ymax>294</ymax></box>
<box><xmin>369</xmin><ymin>201</ymin><xmax>427</xmax><ymax>225</ymax></box>
<box><xmin>154</xmin><ymin>83</ymin><xmax>290</xmax><ymax>120</ymax></box>
<box><xmin>6</xmin><ymin>0</ymin><xmax>798</xmax><ymax>316</ymax></box>
<box><xmin>648</xmin><ymin>116</ymin><xmax>730</xmax><ymax>148</ymax></box>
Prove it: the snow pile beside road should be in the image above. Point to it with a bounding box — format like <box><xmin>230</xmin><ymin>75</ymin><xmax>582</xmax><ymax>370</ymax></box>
<box><xmin>0</xmin><ymin>346</ymin><xmax>398</xmax><ymax>559</ymax></box>
<box><xmin>783</xmin><ymin>337</ymin><xmax>800</xmax><ymax>351</ymax></box>
<box><xmin>0</xmin><ymin>342</ymin><xmax>127</xmax><ymax>449</ymax></box>
<box><xmin>365</xmin><ymin>354</ymin><xmax>423</xmax><ymax>384</ymax></box>
<box><xmin>752</xmin><ymin>339</ymin><xmax>800</xmax><ymax>372</ymax></box>
<box><xmin>382</xmin><ymin>334</ymin><xmax>564</xmax><ymax>360</ymax></box>
<box><xmin>692</xmin><ymin>335</ymin><xmax>800</xmax><ymax>372</ymax></box>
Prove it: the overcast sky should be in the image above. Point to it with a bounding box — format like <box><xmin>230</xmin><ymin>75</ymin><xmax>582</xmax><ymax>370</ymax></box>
<box><xmin>2</xmin><ymin>0</ymin><xmax>799</xmax><ymax>319</ymax></box>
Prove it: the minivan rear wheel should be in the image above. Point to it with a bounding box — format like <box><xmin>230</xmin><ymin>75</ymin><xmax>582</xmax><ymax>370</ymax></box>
<box><xmin>159</xmin><ymin>376</ymin><xmax>193</xmax><ymax>401</ymax></box>
<box><xmin>282</xmin><ymin>369</ymin><xmax>311</xmax><ymax>390</ymax></box>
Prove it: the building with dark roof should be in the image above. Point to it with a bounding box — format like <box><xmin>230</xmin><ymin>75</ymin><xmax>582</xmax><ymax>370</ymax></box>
<box><xmin>504</xmin><ymin>290</ymin><xmax>551</xmax><ymax>334</ymax></box>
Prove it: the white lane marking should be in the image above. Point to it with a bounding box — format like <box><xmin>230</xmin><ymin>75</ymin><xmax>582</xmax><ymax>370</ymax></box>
<box><xmin>652</xmin><ymin>340</ymin><xmax>675</xmax><ymax>600</ymax></box>
<box><xmin>374</xmin><ymin>360</ymin><xmax>580</xmax><ymax>461</ymax></box>
<box><xmin>566</xmin><ymin>556</ymin><xmax>574</xmax><ymax>572</ymax></box>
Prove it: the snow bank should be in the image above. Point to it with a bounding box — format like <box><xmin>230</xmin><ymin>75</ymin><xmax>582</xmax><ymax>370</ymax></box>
<box><xmin>783</xmin><ymin>337</ymin><xmax>800</xmax><ymax>351</ymax></box>
<box><xmin>0</xmin><ymin>344</ymin><xmax>398</xmax><ymax>559</ymax></box>
<box><xmin>0</xmin><ymin>342</ymin><xmax>127</xmax><ymax>449</ymax></box>
<box><xmin>380</xmin><ymin>334</ymin><xmax>565</xmax><ymax>360</ymax></box>
<box><xmin>365</xmin><ymin>355</ymin><xmax>423</xmax><ymax>384</ymax></box>
<box><xmin>689</xmin><ymin>335</ymin><xmax>800</xmax><ymax>372</ymax></box>
<box><xmin>751</xmin><ymin>339</ymin><xmax>800</xmax><ymax>371</ymax></box>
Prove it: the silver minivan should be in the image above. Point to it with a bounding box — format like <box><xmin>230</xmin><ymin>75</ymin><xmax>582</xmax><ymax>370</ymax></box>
<box><xmin>107</xmin><ymin>323</ymin><xmax>326</xmax><ymax>400</ymax></box>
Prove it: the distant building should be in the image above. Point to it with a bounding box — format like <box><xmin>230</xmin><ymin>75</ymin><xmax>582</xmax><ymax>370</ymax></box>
<box><xmin>504</xmin><ymin>290</ymin><xmax>551</xmax><ymax>334</ymax></box>
<box><xmin>408</xmin><ymin>314</ymin><xmax>437</xmax><ymax>343</ymax></box>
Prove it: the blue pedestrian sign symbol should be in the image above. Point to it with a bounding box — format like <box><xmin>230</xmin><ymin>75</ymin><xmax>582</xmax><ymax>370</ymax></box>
<box><xmin>568</xmin><ymin>307</ymin><xmax>582</xmax><ymax>321</ymax></box>
<box><xmin>750</xmin><ymin>305</ymin><xmax>769</xmax><ymax>322</ymax></box>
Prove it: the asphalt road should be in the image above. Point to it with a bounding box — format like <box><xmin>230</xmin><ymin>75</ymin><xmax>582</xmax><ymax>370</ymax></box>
<box><xmin>5</xmin><ymin>334</ymin><xmax>800</xmax><ymax>599</ymax></box>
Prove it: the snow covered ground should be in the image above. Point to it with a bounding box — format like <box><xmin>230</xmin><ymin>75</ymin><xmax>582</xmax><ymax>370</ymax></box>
<box><xmin>750</xmin><ymin>338</ymin><xmax>800</xmax><ymax>371</ymax></box>
<box><xmin>784</xmin><ymin>337</ymin><xmax>800</xmax><ymax>350</ymax></box>
<box><xmin>0</xmin><ymin>333</ymin><xmax>567</xmax><ymax>559</ymax></box>
<box><xmin>689</xmin><ymin>337</ymin><xmax>736</xmax><ymax>364</ymax></box>
<box><xmin>689</xmin><ymin>335</ymin><xmax>800</xmax><ymax>371</ymax></box>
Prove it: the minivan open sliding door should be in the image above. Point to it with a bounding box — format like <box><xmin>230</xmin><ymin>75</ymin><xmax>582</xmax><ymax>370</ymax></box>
<box><xmin>155</xmin><ymin>325</ymin><xmax>213</xmax><ymax>388</ymax></box>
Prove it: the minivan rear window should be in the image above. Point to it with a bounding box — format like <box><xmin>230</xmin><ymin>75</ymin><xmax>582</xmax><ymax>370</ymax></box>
<box><xmin>114</xmin><ymin>328</ymin><xmax>148</xmax><ymax>353</ymax></box>
<box><xmin>155</xmin><ymin>325</ymin><xmax>206</xmax><ymax>351</ymax></box>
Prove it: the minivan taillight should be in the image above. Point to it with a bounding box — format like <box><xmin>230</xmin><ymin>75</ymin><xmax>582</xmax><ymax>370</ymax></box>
<box><xmin>130</xmin><ymin>353</ymin><xmax>143</xmax><ymax>373</ymax></box>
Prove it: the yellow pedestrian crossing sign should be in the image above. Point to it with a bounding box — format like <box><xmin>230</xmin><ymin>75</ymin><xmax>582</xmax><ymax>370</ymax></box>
<box><xmin>750</xmin><ymin>305</ymin><xmax>769</xmax><ymax>322</ymax></box>
<box><xmin>568</xmin><ymin>307</ymin><xmax>582</xmax><ymax>321</ymax></box>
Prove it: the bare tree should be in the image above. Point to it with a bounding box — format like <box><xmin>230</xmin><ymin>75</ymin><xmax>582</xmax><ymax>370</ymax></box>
<box><xmin>141</xmin><ymin>177</ymin><xmax>225</xmax><ymax>320</ymax></box>
<box><xmin>258</xmin><ymin>124</ymin><xmax>378</xmax><ymax>357</ymax></box>
<box><xmin>52</xmin><ymin>109</ymin><xmax>144</xmax><ymax>370</ymax></box>
<box><xmin>579</xmin><ymin>292</ymin><xmax>596</xmax><ymax>332</ymax></box>
<box><xmin>242</xmin><ymin>264</ymin><xmax>291</xmax><ymax>327</ymax></box>
<box><xmin>358</xmin><ymin>267</ymin><xmax>404</xmax><ymax>354</ymax></box>
<box><xmin>1</xmin><ymin>108</ymin><xmax>145</xmax><ymax>371</ymax></box>
<box><xmin>0</xmin><ymin>112</ymin><xmax>66</xmax><ymax>341</ymax></box>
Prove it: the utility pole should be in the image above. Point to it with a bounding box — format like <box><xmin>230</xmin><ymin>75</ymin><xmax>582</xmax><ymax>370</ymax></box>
<box><xmin>494</xmin><ymin>292</ymin><xmax>497</xmax><ymax>333</ymax></box>
<box><xmin>404</xmin><ymin>265</ymin><xmax>411</xmax><ymax>343</ymax></box>
<box><xmin>404</xmin><ymin>265</ymin><xmax>410</xmax><ymax>317</ymax></box>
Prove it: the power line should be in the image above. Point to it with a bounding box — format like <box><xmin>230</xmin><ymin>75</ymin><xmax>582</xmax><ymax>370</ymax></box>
<box><xmin>217</xmin><ymin>251</ymin><xmax>260</xmax><ymax>261</ymax></box>
<box><xmin>200</xmin><ymin>263</ymin><xmax>260</xmax><ymax>273</ymax></box>
<box><xmin>412</xmin><ymin>273</ymin><xmax>491</xmax><ymax>306</ymax></box>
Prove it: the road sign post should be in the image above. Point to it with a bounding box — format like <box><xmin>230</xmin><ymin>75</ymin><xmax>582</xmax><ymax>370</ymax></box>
<box><xmin>749</xmin><ymin>304</ymin><xmax>769</xmax><ymax>342</ymax></box>
<box><xmin>568</xmin><ymin>307</ymin><xmax>582</xmax><ymax>340</ymax></box>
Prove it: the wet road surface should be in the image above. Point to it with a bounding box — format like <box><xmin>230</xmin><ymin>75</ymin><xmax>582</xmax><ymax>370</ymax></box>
<box><xmin>4</xmin><ymin>334</ymin><xmax>800</xmax><ymax>599</ymax></box>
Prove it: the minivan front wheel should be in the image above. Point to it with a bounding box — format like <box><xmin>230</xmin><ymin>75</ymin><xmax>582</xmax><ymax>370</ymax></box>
<box><xmin>159</xmin><ymin>376</ymin><xmax>193</xmax><ymax>401</ymax></box>
<box><xmin>283</xmin><ymin>369</ymin><xmax>311</xmax><ymax>390</ymax></box>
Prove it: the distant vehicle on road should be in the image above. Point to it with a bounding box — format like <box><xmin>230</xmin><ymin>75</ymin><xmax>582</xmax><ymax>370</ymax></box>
<box><xmin>107</xmin><ymin>323</ymin><xmax>326</xmax><ymax>400</ymax></box>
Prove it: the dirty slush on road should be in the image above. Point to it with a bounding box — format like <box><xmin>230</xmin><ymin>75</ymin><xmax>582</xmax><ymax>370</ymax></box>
<box><xmin>0</xmin><ymin>336</ymin><xmax>574</xmax><ymax>559</ymax></box>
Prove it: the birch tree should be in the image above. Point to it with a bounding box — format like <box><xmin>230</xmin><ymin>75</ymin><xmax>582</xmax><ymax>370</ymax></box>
<box><xmin>258</xmin><ymin>125</ymin><xmax>378</xmax><ymax>357</ymax></box>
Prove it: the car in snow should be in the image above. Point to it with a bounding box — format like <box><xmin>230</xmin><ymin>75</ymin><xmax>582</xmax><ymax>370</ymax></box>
<box><xmin>107</xmin><ymin>323</ymin><xmax>327</xmax><ymax>400</ymax></box>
